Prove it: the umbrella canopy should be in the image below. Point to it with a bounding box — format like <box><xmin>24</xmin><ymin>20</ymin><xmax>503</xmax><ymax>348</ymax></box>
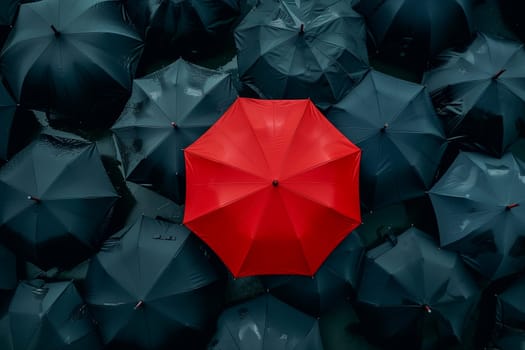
<box><xmin>423</xmin><ymin>33</ymin><xmax>525</xmax><ymax>156</ymax></box>
<box><xmin>262</xmin><ymin>231</ymin><xmax>365</xmax><ymax>316</ymax></box>
<box><xmin>0</xmin><ymin>0</ymin><xmax>144</xmax><ymax>127</ymax></box>
<box><xmin>112</xmin><ymin>59</ymin><xmax>237</xmax><ymax>204</ymax></box>
<box><xmin>0</xmin><ymin>0</ymin><xmax>18</xmax><ymax>46</ymax></box>
<box><xmin>0</xmin><ymin>130</ymin><xmax>119</xmax><ymax>270</ymax></box>
<box><xmin>429</xmin><ymin>151</ymin><xmax>525</xmax><ymax>281</ymax></box>
<box><xmin>355</xmin><ymin>0</ymin><xmax>474</xmax><ymax>63</ymax></box>
<box><xmin>0</xmin><ymin>80</ymin><xmax>38</xmax><ymax>163</ymax></box>
<box><xmin>356</xmin><ymin>228</ymin><xmax>479</xmax><ymax>349</ymax></box>
<box><xmin>184</xmin><ymin>97</ymin><xmax>362</xmax><ymax>277</ymax></box>
<box><xmin>0</xmin><ymin>280</ymin><xmax>102</xmax><ymax>350</ymax></box>
<box><xmin>208</xmin><ymin>294</ymin><xmax>324</xmax><ymax>350</ymax></box>
<box><xmin>327</xmin><ymin>69</ymin><xmax>447</xmax><ymax>209</ymax></box>
<box><xmin>125</xmin><ymin>0</ymin><xmax>240</xmax><ymax>50</ymax></box>
<box><xmin>84</xmin><ymin>215</ymin><xmax>224</xmax><ymax>349</ymax></box>
<box><xmin>234</xmin><ymin>0</ymin><xmax>369</xmax><ymax>108</ymax></box>
<box><xmin>0</xmin><ymin>244</ymin><xmax>15</xmax><ymax>291</ymax></box>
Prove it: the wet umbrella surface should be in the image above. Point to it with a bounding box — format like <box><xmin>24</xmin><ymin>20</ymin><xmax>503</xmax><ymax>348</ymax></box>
<box><xmin>424</xmin><ymin>33</ymin><xmax>525</xmax><ymax>156</ymax></box>
<box><xmin>208</xmin><ymin>294</ymin><xmax>324</xmax><ymax>350</ymax></box>
<box><xmin>429</xmin><ymin>151</ymin><xmax>525</xmax><ymax>281</ymax></box>
<box><xmin>0</xmin><ymin>280</ymin><xmax>102</xmax><ymax>350</ymax></box>
<box><xmin>112</xmin><ymin>58</ymin><xmax>237</xmax><ymax>204</ymax></box>
<box><xmin>0</xmin><ymin>130</ymin><xmax>119</xmax><ymax>269</ymax></box>
<box><xmin>184</xmin><ymin>97</ymin><xmax>361</xmax><ymax>277</ymax></box>
<box><xmin>356</xmin><ymin>228</ymin><xmax>479</xmax><ymax>349</ymax></box>
<box><xmin>84</xmin><ymin>215</ymin><xmax>224</xmax><ymax>349</ymax></box>
<box><xmin>0</xmin><ymin>0</ymin><xmax>144</xmax><ymax>126</ymax></box>
<box><xmin>235</xmin><ymin>0</ymin><xmax>369</xmax><ymax>108</ymax></box>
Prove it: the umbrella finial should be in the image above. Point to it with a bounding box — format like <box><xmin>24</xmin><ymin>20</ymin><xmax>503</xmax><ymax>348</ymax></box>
<box><xmin>27</xmin><ymin>195</ymin><xmax>41</xmax><ymax>203</ymax></box>
<box><xmin>171</xmin><ymin>121</ymin><xmax>177</xmax><ymax>128</ymax></box>
<box><xmin>272</xmin><ymin>179</ymin><xmax>279</xmax><ymax>187</ymax></box>
<box><xmin>50</xmin><ymin>25</ymin><xmax>60</xmax><ymax>37</ymax></box>
<box><xmin>134</xmin><ymin>300</ymin><xmax>144</xmax><ymax>310</ymax></box>
<box><xmin>423</xmin><ymin>304</ymin><xmax>432</xmax><ymax>314</ymax></box>
<box><xmin>299</xmin><ymin>24</ymin><xmax>304</xmax><ymax>35</ymax></box>
<box><xmin>492</xmin><ymin>69</ymin><xmax>506</xmax><ymax>80</ymax></box>
<box><xmin>506</xmin><ymin>203</ymin><xmax>519</xmax><ymax>210</ymax></box>
<box><xmin>381</xmin><ymin>123</ymin><xmax>389</xmax><ymax>132</ymax></box>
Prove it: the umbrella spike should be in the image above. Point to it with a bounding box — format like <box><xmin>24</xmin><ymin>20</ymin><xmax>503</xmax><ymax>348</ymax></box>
<box><xmin>299</xmin><ymin>24</ymin><xmax>304</xmax><ymax>34</ymax></box>
<box><xmin>492</xmin><ymin>69</ymin><xmax>506</xmax><ymax>80</ymax></box>
<box><xmin>27</xmin><ymin>195</ymin><xmax>41</xmax><ymax>203</ymax></box>
<box><xmin>423</xmin><ymin>304</ymin><xmax>432</xmax><ymax>314</ymax></box>
<box><xmin>506</xmin><ymin>203</ymin><xmax>519</xmax><ymax>210</ymax></box>
<box><xmin>134</xmin><ymin>300</ymin><xmax>144</xmax><ymax>310</ymax></box>
<box><xmin>50</xmin><ymin>25</ymin><xmax>60</xmax><ymax>37</ymax></box>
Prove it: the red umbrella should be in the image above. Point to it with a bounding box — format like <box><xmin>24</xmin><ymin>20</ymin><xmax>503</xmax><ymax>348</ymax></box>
<box><xmin>183</xmin><ymin>98</ymin><xmax>361</xmax><ymax>277</ymax></box>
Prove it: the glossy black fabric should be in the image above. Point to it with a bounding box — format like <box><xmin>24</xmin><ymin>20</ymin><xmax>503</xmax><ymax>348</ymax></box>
<box><xmin>0</xmin><ymin>130</ymin><xmax>119</xmax><ymax>269</ymax></box>
<box><xmin>424</xmin><ymin>33</ymin><xmax>525</xmax><ymax>156</ymax></box>
<box><xmin>0</xmin><ymin>280</ymin><xmax>102</xmax><ymax>350</ymax></box>
<box><xmin>429</xmin><ymin>151</ymin><xmax>525</xmax><ymax>281</ymax></box>
<box><xmin>0</xmin><ymin>0</ymin><xmax>144</xmax><ymax>127</ymax></box>
<box><xmin>327</xmin><ymin>69</ymin><xmax>447</xmax><ymax>209</ymax></box>
<box><xmin>209</xmin><ymin>294</ymin><xmax>324</xmax><ymax>350</ymax></box>
<box><xmin>235</xmin><ymin>0</ymin><xmax>369</xmax><ymax>108</ymax></box>
<box><xmin>112</xmin><ymin>58</ymin><xmax>237</xmax><ymax>204</ymax></box>
<box><xmin>356</xmin><ymin>228</ymin><xmax>479</xmax><ymax>349</ymax></box>
<box><xmin>84</xmin><ymin>216</ymin><xmax>224</xmax><ymax>349</ymax></box>
<box><xmin>262</xmin><ymin>232</ymin><xmax>365</xmax><ymax>316</ymax></box>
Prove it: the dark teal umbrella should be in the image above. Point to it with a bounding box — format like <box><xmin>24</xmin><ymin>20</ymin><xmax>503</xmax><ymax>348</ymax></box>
<box><xmin>235</xmin><ymin>0</ymin><xmax>369</xmax><ymax>108</ymax></box>
<box><xmin>0</xmin><ymin>244</ymin><xmax>15</xmax><ymax>291</ymax></box>
<box><xmin>429</xmin><ymin>151</ymin><xmax>525</xmax><ymax>280</ymax></box>
<box><xmin>0</xmin><ymin>130</ymin><xmax>119</xmax><ymax>269</ymax></box>
<box><xmin>209</xmin><ymin>294</ymin><xmax>324</xmax><ymax>350</ymax></box>
<box><xmin>112</xmin><ymin>59</ymin><xmax>237</xmax><ymax>204</ymax></box>
<box><xmin>423</xmin><ymin>33</ymin><xmax>525</xmax><ymax>156</ymax></box>
<box><xmin>84</xmin><ymin>215</ymin><xmax>225</xmax><ymax>349</ymax></box>
<box><xmin>356</xmin><ymin>228</ymin><xmax>479</xmax><ymax>349</ymax></box>
<box><xmin>0</xmin><ymin>280</ymin><xmax>102</xmax><ymax>350</ymax></box>
<box><xmin>0</xmin><ymin>0</ymin><xmax>144</xmax><ymax>127</ymax></box>
<box><xmin>327</xmin><ymin>69</ymin><xmax>447</xmax><ymax>209</ymax></box>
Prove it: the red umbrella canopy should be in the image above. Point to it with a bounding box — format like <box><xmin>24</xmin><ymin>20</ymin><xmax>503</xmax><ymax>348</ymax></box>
<box><xmin>184</xmin><ymin>98</ymin><xmax>361</xmax><ymax>277</ymax></box>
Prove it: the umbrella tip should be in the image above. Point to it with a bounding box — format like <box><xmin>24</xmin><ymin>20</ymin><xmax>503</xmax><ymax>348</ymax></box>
<box><xmin>171</xmin><ymin>121</ymin><xmax>177</xmax><ymax>128</ymax></box>
<box><xmin>423</xmin><ymin>304</ymin><xmax>432</xmax><ymax>314</ymax></box>
<box><xmin>50</xmin><ymin>25</ymin><xmax>60</xmax><ymax>37</ymax></box>
<box><xmin>27</xmin><ymin>195</ymin><xmax>41</xmax><ymax>203</ymax></box>
<box><xmin>272</xmin><ymin>179</ymin><xmax>279</xmax><ymax>187</ymax></box>
<box><xmin>134</xmin><ymin>300</ymin><xmax>144</xmax><ymax>310</ymax></box>
<box><xmin>492</xmin><ymin>69</ymin><xmax>506</xmax><ymax>80</ymax></box>
<box><xmin>506</xmin><ymin>203</ymin><xmax>519</xmax><ymax>210</ymax></box>
<box><xmin>381</xmin><ymin>123</ymin><xmax>389</xmax><ymax>132</ymax></box>
<box><xmin>299</xmin><ymin>24</ymin><xmax>304</xmax><ymax>34</ymax></box>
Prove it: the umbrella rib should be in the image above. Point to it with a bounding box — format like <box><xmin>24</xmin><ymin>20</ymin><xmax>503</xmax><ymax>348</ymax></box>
<box><xmin>282</xmin><ymin>152</ymin><xmax>359</xmax><ymax>183</ymax></box>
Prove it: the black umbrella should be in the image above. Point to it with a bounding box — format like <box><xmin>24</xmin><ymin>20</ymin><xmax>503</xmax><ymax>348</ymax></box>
<box><xmin>355</xmin><ymin>228</ymin><xmax>479</xmax><ymax>349</ymax></box>
<box><xmin>84</xmin><ymin>215</ymin><xmax>224</xmax><ymax>349</ymax></box>
<box><xmin>0</xmin><ymin>244</ymin><xmax>15</xmax><ymax>291</ymax></box>
<box><xmin>125</xmin><ymin>0</ymin><xmax>240</xmax><ymax>52</ymax></box>
<box><xmin>208</xmin><ymin>294</ymin><xmax>324</xmax><ymax>350</ymax></box>
<box><xmin>0</xmin><ymin>80</ymin><xmax>38</xmax><ymax>163</ymax></box>
<box><xmin>327</xmin><ymin>69</ymin><xmax>447</xmax><ymax>209</ymax></box>
<box><xmin>111</xmin><ymin>58</ymin><xmax>237</xmax><ymax>204</ymax></box>
<box><xmin>0</xmin><ymin>130</ymin><xmax>119</xmax><ymax>270</ymax></box>
<box><xmin>235</xmin><ymin>0</ymin><xmax>369</xmax><ymax>108</ymax></box>
<box><xmin>355</xmin><ymin>0</ymin><xmax>474</xmax><ymax>64</ymax></box>
<box><xmin>0</xmin><ymin>0</ymin><xmax>144</xmax><ymax>127</ymax></box>
<box><xmin>429</xmin><ymin>151</ymin><xmax>525</xmax><ymax>281</ymax></box>
<box><xmin>0</xmin><ymin>280</ymin><xmax>102</xmax><ymax>350</ymax></box>
<box><xmin>262</xmin><ymin>232</ymin><xmax>365</xmax><ymax>316</ymax></box>
<box><xmin>423</xmin><ymin>33</ymin><xmax>525</xmax><ymax>156</ymax></box>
